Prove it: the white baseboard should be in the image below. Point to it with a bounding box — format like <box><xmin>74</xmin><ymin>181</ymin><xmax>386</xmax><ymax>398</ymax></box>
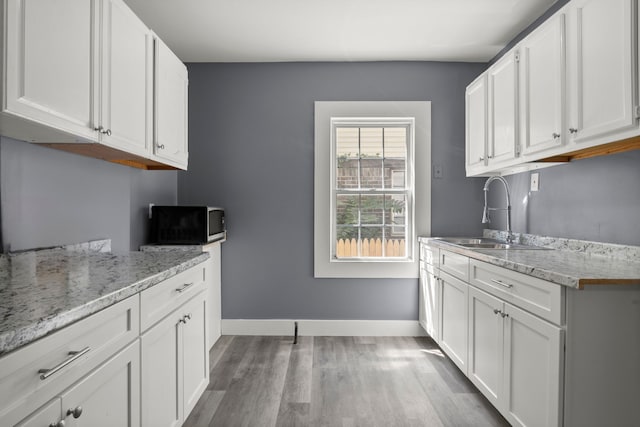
<box><xmin>221</xmin><ymin>319</ymin><xmax>426</xmax><ymax>337</ymax></box>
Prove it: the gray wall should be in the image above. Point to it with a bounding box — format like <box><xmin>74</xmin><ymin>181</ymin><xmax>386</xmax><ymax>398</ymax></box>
<box><xmin>487</xmin><ymin>151</ymin><xmax>640</xmax><ymax>245</ymax></box>
<box><xmin>180</xmin><ymin>62</ymin><xmax>487</xmax><ymax>321</ymax></box>
<box><xmin>0</xmin><ymin>136</ymin><xmax>177</xmax><ymax>252</ymax></box>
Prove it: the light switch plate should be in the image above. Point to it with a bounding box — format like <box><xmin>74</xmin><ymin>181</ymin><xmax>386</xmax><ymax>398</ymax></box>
<box><xmin>433</xmin><ymin>164</ymin><xmax>443</xmax><ymax>179</ymax></box>
<box><xmin>530</xmin><ymin>173</ymin><xmax>539</xmax><ymax>192</ymax></box>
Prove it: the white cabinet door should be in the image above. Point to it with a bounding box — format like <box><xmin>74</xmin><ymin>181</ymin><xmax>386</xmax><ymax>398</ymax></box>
<box><xmin>141</xmin><ymin>310</ymin><xmax>182</xmax><ymax>427</ymax></box>
<box><xmin>468</xmin><ymin>286</ymin><xmax>504</xmax><ymax>410</ymax></box>
<box><xmin>465</xmin><ymin>74</ymin><xmax>488</xmax><ymax>176</ymax></box>
<box><xmin>181</xmin><ymin>294</ymin><xmax>209</xmax><ymax>417</ymax></box>
<box><xmin>439</xmin><ymin>271</ymin><xmax>468</xmax><ymax>374</ymax></box>
<box><xmin>519</xmin><ymin>13</ymin><xmax>566</xmax><ymax>156</ymax></box>
<box><xmin>154</xmin><ymin>37</ymin><xmax>188</xmax><ymax>169</ymax></box>
<box><xmin>567</xmin><ymin>0</ymin><xmax>636</xmax><ymax>146</ymax></box>
<box><xmin>425</xmin><ymin>268</ymin><xmax>440</xmax><ymax>343</ymax></box>
<box><xmin>99</xmin><ymin>0</ymin><xmax>152</xmax><ymax>157</ymax></box>
<box><xmin>503</xmin><ymin>303</ymin><xmax>562</xmax><ymax>427</ymax></box>
<box><xmin>3</xmin><ymin>0</ymin><xmax>99</xmax><ymax>141</ymax></box>
<box><xmin>204</xmin><ymin>243</ymin><xmax>222</xmax><ymax>347</ymax></box>
<box><xmin>419</xmin><ymin>263</ymin><xmax>427</xmax><ymax>332</ymax></box>
<box><xmin>488</xmin><ymin>51</ymin><xmax>518</xmax><ymax>166</ymax></box>
<box><xmin>61</xmin><ymin>340</ymin><xmax>140</xmax><ymax>427</ymax></box>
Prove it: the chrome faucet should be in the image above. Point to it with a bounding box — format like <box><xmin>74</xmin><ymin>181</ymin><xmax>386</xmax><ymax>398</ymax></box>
<box><xmin>482</xmin><ymin>176</ymin><xmax>514</xmax><ymax>243</ymax></box>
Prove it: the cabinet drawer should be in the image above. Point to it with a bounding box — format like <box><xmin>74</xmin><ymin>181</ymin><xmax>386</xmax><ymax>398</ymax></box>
<box><xmin>0</xmin><ymin>295</ymin><xmax>139</xmax><ymax>426</ymax></box>
<box><xmin>140</xmin><ymin>264</ymin><xmax>206</xmax><ymax>332</ymax></box>
<box><xmin>469</xmin><ymin>259</ymin><xmax>564</xmax><ymax>325</ymax></box>
<box><xmin>440</xmin><ymin>249</ymin><xmax>469</xmax><ymax>282</ymax></box>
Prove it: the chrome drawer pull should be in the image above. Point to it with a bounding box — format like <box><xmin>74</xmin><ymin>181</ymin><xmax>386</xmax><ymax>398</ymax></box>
<box><xmin>38</xmin><ymin>347</ymin><xmax>90</xmax><ymax>380</ymax></box>
<box><xmin>491</xmin><ymin>279</ymin><xmax>514</xmax><ymax>289</ymax></box>
<box><xmin>175</xmin><ymin>282</ymin><xmax>195</xmax><ymax>293</ymax></box>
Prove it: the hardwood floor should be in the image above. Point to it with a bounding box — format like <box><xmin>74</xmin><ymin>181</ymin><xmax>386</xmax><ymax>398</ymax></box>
<box><xmin>183</xmin><ymin>336</ymin><xmax>510</xmax><ymax>427</ymax></box>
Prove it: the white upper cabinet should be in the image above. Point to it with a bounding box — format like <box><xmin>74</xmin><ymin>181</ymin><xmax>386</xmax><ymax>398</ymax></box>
<box><xmin>465</xmin><ymin>74</ymin><xmax>488</xmax><ymax>176</ymax></box>
<box><xmin>519</xmin><ymin>12</ymin><xmax>566</xmax><ymax>157</ymax></box>
<box><xmin>487</xmin><ymin>51</ymin><xmax>519</xmax><ymax>167</ymax></box>
<box><xmin>153</xmin><ymin>37</ymin><xmax>189</xmax><ymax>169</ymax></box>
<box><xmin>566</xmin><ymin>0</ymin><xmax>637</xmax><ymax>146</ymax></box>
<box><xmin>99</xmin><ymin>0</ymin><xmax>152</xmax><ymax>158</ymax></box>
<box><xmin>3</xmin><ymin>0</ymin><xmax>99</xmax><ymax>142</ymax></box>
<box><xmin>0</xmin><ymin>0</ymin><xmax>188</xmax><ymax>170</ymax></box>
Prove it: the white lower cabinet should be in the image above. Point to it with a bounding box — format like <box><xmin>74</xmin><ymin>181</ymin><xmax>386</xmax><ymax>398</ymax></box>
<box><xmin>419</xmin><ymin>260</ymin><xmax>440</xmax><ymax>343</ymax></box>
<box><xmin>140</xmin><ymin>287</ymin><xmax>208</xmax><ymax>427</ymax></box>
<box><xmin>0</xmin><ymin>262</ymin><xmax>210</xmax><ymax>427</ymax></box>
<box><xmin>16</xmin><ymin>338</ymin><xmax>140</xmax><ymax>427</ymax></box>
<box><xmin>468</xmin><ymin>286</ymin><xmax>563</xmax><ymax>427</ymax></box>
<box><xmin>503</xmin><ymin>303</ymin><xmax>562</xmax><ymax>427</ymax></box>
<box><xmin>439</xmin><ymin>271</ymin><xmax>469</xmax><ymax>375</ymax></box>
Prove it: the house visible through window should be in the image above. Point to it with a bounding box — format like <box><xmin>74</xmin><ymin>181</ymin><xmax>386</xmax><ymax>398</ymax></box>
<box><xmin>332</xmin><ymin>122</ymin><xmax>413</xmax><ymax>260</ymax></box>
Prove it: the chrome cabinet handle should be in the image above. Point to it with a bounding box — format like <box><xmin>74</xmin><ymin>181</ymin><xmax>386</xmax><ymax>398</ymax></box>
<box><xmin>488</xmin><ymin>155</ymin><xmax>494</xmax><ymax>159</ymax></box>
<box><xmin>491</xmin><ymin>279</ymin><xmax>514</xmax><ymax>289</ymax></box>
<box><xmin>157</xmin><ymin>143</ymin><xmax>165</xmax><ymax>150</ymax></box>
<box><xmin>552</xmin><ymin>132</ymin><xmax>561</xmax><ymax>139</ymax></box>
<box><xmin>94</xmin><ymin>126</ymin><xmax>111</xmax><ymax>136</ymax></box>
<box><xmin>569</xmin><ymin>128</ymin><xmax>578</xmax><ymax>134</ymax></box>
<box><xmin>501</xmin><ymin>312</ymin><xmax>510</xmax><ymax>318</ymax></box>
<box><xmin>39</xmin><ymin>347</ymin><xmax>91</xmax><ymax>380</ymax></box>
<box><xmin>175</xmin><ymin>282</ymin><xmax>194</xmax><ymax>293</ymax></box>
<box><xmin>493</xmin><ymin>308</ymin><xmax>501</xmax><ymax>315</ymax></box>
<box><xmin>67</xmin><ymin>406</ymin><xmax>83</xmax><ymax>419</ymax></box>
<box><xmin>49</xmin><ymin>421</ymin><xmax>65</xmax><ymax>427</ymax></box>
<box><xmin>479</xmin><ymin>156</ymin><xmax>485</xmax><ymax>161</ymax></box>
<box><xmin>179</xmin><ymin>313</ymin><xmax>193</xmax><ymax>324</ymax></box>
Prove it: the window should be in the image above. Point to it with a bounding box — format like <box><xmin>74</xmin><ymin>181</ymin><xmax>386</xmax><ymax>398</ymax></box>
<box><xmin>314</xmin><ymin>102</ymin><xmax>431</xmax><ymax>278</ymax></box>
<box><xmin>333</xmin><ymin>121</ymin><xmax>413</xmax><ymax>259</ymax></box>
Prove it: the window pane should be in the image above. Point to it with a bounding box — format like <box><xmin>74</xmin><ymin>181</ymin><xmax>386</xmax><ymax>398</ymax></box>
<box><xmin>385</xmin><ymin>194</ymin><xmax>406</xmax><ymax>223</ymax></box>
<box><xmin>360</xmin><ymin>158</ymin><xmax>383</xmax><ymax>189</ymax></box>
<box><xmin>384</xmin><ymin>127</ymin><xmax>407</xmax><ymax>159</ymax></box>
<box><xmin>361</xmin><ymin>226</ymin><xmax>383</xmax><ymax>243</ymax></box>
<box><xmin>361</xmin><ymin>194</ymin><xmax>384</xmax><ymax>225</ymax></box>
<box><xmin>384</xmin><ymin>226</ymin><xmax>406</xmax><ymax>257</ymax></box>
<box><xmin>360</xmin><ymin>128</ymin><xmax>383</xmax><ymax>158</ymax></box>
<box><xmin>336</xmin><ymin>194</ymin><xmax>359</xmax><ymax>225</ymax></box>
<box><xmin>336</xmin><ymin>127</ymin><xmax>359</xmax><ymax>159</ymax></box>
<box><xmin>337</xmin><ymin>157</ymin><xmax>358</xmax><ymax>189</ymax></box>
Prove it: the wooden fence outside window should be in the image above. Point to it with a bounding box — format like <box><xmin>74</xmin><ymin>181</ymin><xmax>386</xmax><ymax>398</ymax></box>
<box><xmin>336</xmin><ymin>238</ymin><xmax>406</xmax><ymax>258</ymax></box>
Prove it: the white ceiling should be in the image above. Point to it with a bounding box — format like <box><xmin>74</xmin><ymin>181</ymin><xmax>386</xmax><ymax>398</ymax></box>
<box><xmin>123</xmin><ymin>0</ymin><xmax>557</xmax><ymax>63</ymax></box>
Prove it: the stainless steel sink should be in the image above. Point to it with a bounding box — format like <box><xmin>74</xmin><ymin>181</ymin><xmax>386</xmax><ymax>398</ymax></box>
<box><xmin>437</xmin><ymin>237</ymin><xmax>550</xmax><ymax>250</ymax></box>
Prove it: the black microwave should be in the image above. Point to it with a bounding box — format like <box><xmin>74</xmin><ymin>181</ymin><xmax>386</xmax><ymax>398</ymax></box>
<box><xmin>150</xmin><ymin>206</ymin><xmax>225</xmax><ymax>244</ymax></box>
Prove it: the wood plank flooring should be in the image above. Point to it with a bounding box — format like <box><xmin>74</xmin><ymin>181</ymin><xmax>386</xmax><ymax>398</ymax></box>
<box><xmin>183</xmin><ymin>336</ymin><xmax>510</xmax><ymax>427</ymax></box>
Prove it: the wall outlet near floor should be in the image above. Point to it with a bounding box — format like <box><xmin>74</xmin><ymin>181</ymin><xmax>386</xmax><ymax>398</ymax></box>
<box><xmin>530</xmin><ymin>173</ymin><xmax>539</xmax><ymax>192</ymax></box>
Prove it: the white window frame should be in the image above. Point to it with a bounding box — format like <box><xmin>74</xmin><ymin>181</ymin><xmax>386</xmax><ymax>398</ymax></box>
<box><xmin>314</xmin><ymin>101</ymin><xmax>431</xmax><ymax>278</ymax></box>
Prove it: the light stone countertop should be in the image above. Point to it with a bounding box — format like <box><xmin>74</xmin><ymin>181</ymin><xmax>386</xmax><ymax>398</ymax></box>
<box><xmin>0</xmin><ymin>244</ymin><xmax>209</xmax><ymax>356</ymax></box>
<box><xmin>419</xmin><ymin>231</ymin><xmax>640</xmax><ymax>289</ymax></box>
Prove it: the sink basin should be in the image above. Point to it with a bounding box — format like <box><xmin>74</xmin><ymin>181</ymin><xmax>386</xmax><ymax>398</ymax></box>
<box><xmin>437</xmin><ymin>237</ymin><xmax>550</xmax><ymax>250</ymax></box>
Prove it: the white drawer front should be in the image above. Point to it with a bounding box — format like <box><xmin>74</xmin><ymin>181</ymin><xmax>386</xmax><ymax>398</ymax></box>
<box><xmin>440</xmin><ymin>249</ymin><xmax>469</xmax><ymax>282</ymax></box>
<box><xmin>0</xmin><ymin>295</ymin><xmax>139</xmax><ymax>426</ymax></box>
<box><xmin>140</xmin><ymin>265</ymin><xmax>206</xmax><ymax>332</ymax></box>
<box><xmin>469</xmin><ymin>259</ymin><xmax>564</xmax><ymax>325</ymax></box>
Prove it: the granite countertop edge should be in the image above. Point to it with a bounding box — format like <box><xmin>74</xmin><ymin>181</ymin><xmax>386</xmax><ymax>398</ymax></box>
<box><xmin>0</xmin><ymin>252</ymin><xmax>209</xmax><ymax>357</ymax></box>
<box><xmin>418</xmin><ymin>233</ymin><xmax>640</xmax><ymax>289</ymax></box>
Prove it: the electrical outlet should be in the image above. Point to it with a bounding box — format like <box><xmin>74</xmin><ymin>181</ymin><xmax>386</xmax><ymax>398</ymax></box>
<box><xmin>148</xmin><ymin>203</ymin><xmax>154</xmax><ymax>219</ymax></box>
<box><xmin>530</xmin><ymin>173</ymin><xmax>539</xmax><ymax>192</ymax></box>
